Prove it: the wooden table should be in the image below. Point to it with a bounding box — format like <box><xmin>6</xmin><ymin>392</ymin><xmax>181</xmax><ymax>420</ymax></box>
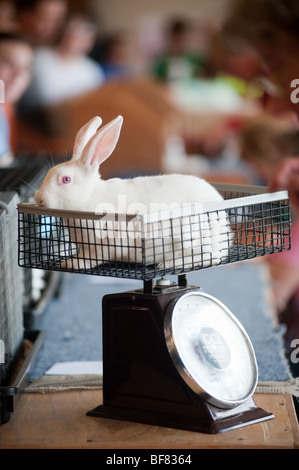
<box><xmin>1</xmin><ymin>389</ymin><xmax>298</xmax><ymax>449</ymax></box>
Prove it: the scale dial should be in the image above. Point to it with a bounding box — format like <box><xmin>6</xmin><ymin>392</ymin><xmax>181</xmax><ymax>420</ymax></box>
<box><xmin>164</xmin><ymin>291</ymin><xmax>258</xmax><ymax>409</ymax></box>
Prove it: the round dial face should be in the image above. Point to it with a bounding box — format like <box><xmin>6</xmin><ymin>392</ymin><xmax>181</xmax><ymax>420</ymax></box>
<box><xmin>164</xmin><ymin>291</ymin><xmax>258</xmax><ymax>409</ymax></box>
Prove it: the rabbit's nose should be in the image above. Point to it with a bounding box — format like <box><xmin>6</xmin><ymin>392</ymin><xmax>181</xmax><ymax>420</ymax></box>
<box><xmin>35</xmin><ymin>191</ymin><xmax>44</xmax><ymax>207</ymax></box>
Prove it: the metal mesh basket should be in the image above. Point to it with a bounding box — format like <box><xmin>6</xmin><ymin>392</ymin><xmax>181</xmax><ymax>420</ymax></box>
<box><xmin>17</xmin><ymin>184</ymin><xmax>291</xmax><ymax>281</ymax></box>
<box><xmin>1</xmin><ymin>192</ymin><xmax>24</xmax><ymax>387</ymax></box>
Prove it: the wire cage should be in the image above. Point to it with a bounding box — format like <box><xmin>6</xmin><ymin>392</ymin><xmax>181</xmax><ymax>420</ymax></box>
<box><xmin>1</xmin><ymin>192</ymin><xmax>23</xmax><ymax>387</ymax></box>
<box><xmin>0</xmin><ymin>159</ymin><xmax>61</xmax><ymax>329</ymax></box>
<box><xmin>17</xmin><ymin>184</ymin><xmax>291</xmax><ymax>281</ymax></box>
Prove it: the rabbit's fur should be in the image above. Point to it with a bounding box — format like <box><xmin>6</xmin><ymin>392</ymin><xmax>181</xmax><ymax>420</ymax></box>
<box><xmin>35</xmin><ymin>116</ymin><xmax>231</xmax><ymax>271</ymax></box>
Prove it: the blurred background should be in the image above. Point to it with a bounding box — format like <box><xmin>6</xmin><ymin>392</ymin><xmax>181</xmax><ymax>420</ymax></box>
<box><xmin>1</xmin><ymin>0</ymin><xmax>275</xmax><ymax>182</ymax></box>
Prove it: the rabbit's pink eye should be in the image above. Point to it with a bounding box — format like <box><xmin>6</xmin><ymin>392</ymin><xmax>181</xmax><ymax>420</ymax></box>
<box><xmin>62</xmin><ymin>176</ymin><xmax>71</xmax><ymax>184</ymax></box>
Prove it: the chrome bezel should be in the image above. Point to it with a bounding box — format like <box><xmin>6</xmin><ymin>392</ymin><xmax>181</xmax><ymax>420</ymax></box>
<box><xmin>164</xmin><ymin>291</ymin><xmax>258</xmax><ymax>409</ymax></box>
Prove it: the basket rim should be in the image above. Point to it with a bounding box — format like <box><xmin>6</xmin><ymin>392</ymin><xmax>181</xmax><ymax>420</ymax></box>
<box><xmin>17</xmin><ymin>183</ymin><xmax>289</xmax><ymax>223</ymax></box>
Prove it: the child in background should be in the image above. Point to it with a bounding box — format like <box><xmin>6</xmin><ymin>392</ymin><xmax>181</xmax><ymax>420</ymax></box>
<box><xmin>152</xmin><ymin>18</ymin><xmax>205</xmax><ymax>83</ymax></box>
<box><xmin>19</xmin><ymin>14</ymin><xmax>104</xmax><ymax>115</ymax></box>
<box><xmin>15</xmin><ymin>0</ymin><xmax>67</xmax><ymax>47</ymax></box>
<box><xmin>240</xmin><ymin>115</ymin><xmax>299</xmax><ymax>327</ymax></box>
<box><xmin>0</xmin><ymin>32</ymin><xmax>33</xmax><ymax>166</ymax></box>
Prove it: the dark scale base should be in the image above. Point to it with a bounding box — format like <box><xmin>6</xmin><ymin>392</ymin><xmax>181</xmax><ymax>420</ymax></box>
<box><xmin>87</xmin><ymin>280</ymin><xmax>274</xmax><ymax>434</ymax></box>
<box><xmin>87</xmin><ymin>400</ymin><xmax>274</xmax><ymax>435</ymax></box>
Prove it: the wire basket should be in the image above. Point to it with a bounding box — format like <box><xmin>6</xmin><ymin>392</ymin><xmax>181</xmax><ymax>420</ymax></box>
<box><xmin>17</xmin><ymin>184</ymin><xmax>291</xmax><ymax>281</ymax></box>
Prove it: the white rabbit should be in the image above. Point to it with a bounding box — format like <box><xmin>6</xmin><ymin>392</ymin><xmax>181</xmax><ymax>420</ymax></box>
<box><xmin>35</xmin><ymin>115</ymin><xmax>231</xmax><ymax>272</ymax></box>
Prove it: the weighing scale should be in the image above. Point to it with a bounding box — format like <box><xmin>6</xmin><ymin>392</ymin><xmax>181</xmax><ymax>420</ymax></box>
<box><xmin>17</xmin><ymin>183</ymin><xmax>291</xmax><ymax>433</ymax></box>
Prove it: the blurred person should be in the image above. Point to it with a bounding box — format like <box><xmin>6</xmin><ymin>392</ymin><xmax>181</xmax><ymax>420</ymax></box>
<box><xmin>19</xmin><ymin>13</ymin><xmax>105</xmax><ymax>123</ymax></box>
<box><xmin>0</xmin><ymin>0</ymin><xmax>18</xmax><ymax>32</ymax></box>
<box><xmin>223</xmin><ymin>0</ymin><xmax>299</xmax><ymax>118</ymax></box>
<box><xmin>204</xmin><ymin>31</ymin><xmax>267</xmax><ymax>100</ymax></box>
<box><xmin>152</xmin><ymin>17</ymin><xmax>205</xmax><ymax>82</ymax></box>
<box><xmin>239</xmin><ymin>116</ymin><xmax>299</xmax><ymax>318</ymax></box>
<box><xmin>270</xmin><ymin>158</ymin><xmax>299</xmax><ymax>216</ymax></box>
<box><xmin>270</xmin><ymin>156</ymin><xmax>299</xmax><ymax>376</ymax></box>
<box><xmin>90</xmin><ymin>31</ymin><xmax>136</xmax><ymax>82</ymax></box>
<box><xmin>0</xmin><ymin>31</ymin><xmax>33</xmax><ymax>166</ymax></box>
<box><xmin>14</xmin><ymin>0</ymin><xmax>67</xmax><ymax>47</ymax></box>
<box><xmin>240</xmin><ymin>114</ymin><xmax>299</xmax><ymax>184</ymax></box>
<box><xmin>224</xmin><ymin>0</ymin><xmax>299</xmax><ymax>373</ymax></box>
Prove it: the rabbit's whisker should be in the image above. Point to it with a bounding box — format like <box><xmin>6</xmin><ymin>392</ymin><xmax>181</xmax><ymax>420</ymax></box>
<box><xmin>18</xmin><ymin>178</ymin><xmax>39</xmax><ymax>194</ymax></box>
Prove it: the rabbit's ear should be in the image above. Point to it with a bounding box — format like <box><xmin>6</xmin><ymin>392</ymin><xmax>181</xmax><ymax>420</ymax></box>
<box><xmin>80</xmin><ymin>115</ymin><xmax>123</xmax><ymax>168</ymax></box>
<box><xmin>72</xmin><ymin>116</ymin><xmax>103</xmax><ymax>160</ymax></box>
